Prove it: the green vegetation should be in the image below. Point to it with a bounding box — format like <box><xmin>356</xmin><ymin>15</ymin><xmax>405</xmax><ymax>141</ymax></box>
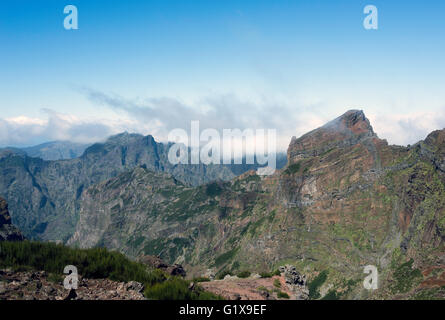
<box><xmin>284</xmin><ymin>162</ymin><xmax>301</xmax><ymax>175</ymax></box>
<box><xmin>205</xmin><ymin>182</ymin><xmax>223</xmax><ymax>197</ymax></box>
<box><xmin>308</xmin><ymin>270</ymin><xmax>328</xmax><ymax>299</ymax></box>
<box><xmin>277</xmin><ymin>290</ymin><xmax>290</xmax><ymax>299</ymax></box>
<box><xmin>0</xmin><ymin>241</ymin><xmax>162</xmax><ymax>285</ymax></box>
<box><xmin>216</xmin><ymin>270</ymin><xmax>232</xmax><ymax>280</ymax></box>
<box><xmin>192</xmin><ymin>277</ymin><xmax>211</xmax><ymax>283</ymax></box>
<box><xmin>0</xmin><ymin>241</ymin><xmax>219</xmax><ymax>300</ymax></box>
<box><xmin>257</xmin><ymin>286</ymin><xmax>269</xmax><ymax>292</ymax></box>
<box><xmin>390</xmin><ymin>259</ymin><xmax>423</xmax><ymax>294</ymax></box>
<box><xmin>273</xmin><ymin>278</ymin><xmax>281</xmax><ymax>288</ymax></box>
<box><xmin>237</xmin><ymin>270</ymin><xmax>251</xmax><ymax>278</ymax></box>
<box><xmin>413</xmin><ymin>287</ymin><xmax>445</xmax><ymax>300</ymax></box>
<box><xmin>144</xmin><ymin>277</ymin><xmax>221</xmax><ymax>300</ymax></box>
<box><xmin>260</xmin><ymin>272</ymin><xmax>272</xmax><ymax>278</ymax></box>
<box><xmin>214</xmin><ymin>247</ymin><xmax>239</xmax><ymax>267</ymax></box>
<box><xmin>260</xmin><ymin>269</ymin><xmax>281</xmax><ymax>278</ymax></box>
<box><xmin>321</xmin><ymin>289</ymin><xmax>340</xmax><ymax>300</ymax></box>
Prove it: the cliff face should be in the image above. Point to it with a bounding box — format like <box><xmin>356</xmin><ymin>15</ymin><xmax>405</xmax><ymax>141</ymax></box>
<box><xmin>0</xmin><ymin>198</ymin><xmax>24</xmax><ymax>241</ymax></box>
<box><xmin>67</xmin><ymin>110</ymin><xmax>445</xmax><ymax>299</ymax></box>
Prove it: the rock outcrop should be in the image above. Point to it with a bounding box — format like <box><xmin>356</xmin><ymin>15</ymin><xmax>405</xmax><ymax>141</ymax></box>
<box><xmin>0</xmin><ymin>198</ymin><xmax>24</xmax><ymax>242</ymax></box>
<box><xmin>279</xmin><ymin>265</ymin><xmax>309</xmax><ymax>300</ymax></box>
<box><xmin>138</xmin><ymin>255</ymin><xmax>186</xmax><ymax>277</ymax></box>
<box><xmin>288</xmin><ymin>109</ymin><xmax>378</xmax><ymax>161</ymax></box>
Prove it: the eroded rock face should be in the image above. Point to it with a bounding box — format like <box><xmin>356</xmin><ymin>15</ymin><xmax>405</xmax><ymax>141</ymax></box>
<box><xmin>0</xmin><ymin>198</ymin><xmax>24</xmax><ymax>242</ymax></box>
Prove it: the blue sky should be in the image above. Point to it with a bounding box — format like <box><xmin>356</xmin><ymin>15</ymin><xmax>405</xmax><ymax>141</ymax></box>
<box><xmin>0</xmin><ymin>0</ymin><xmax>445</xmax><ymax>148</ymax></box>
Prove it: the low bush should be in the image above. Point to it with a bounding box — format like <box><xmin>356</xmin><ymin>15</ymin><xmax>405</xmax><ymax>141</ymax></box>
<box><xmin>273</xmin><ymin>278</ymin><xmax>281</xmax><ymax>288</ymax></box>
<box><xmin>277</xmin><ymin>291</ymin><xmax>290</xmax><ymax>299</ymax></box>
<box><xmin>237</xmin><ymin>270</ymin><xmax>251</xmax><ymax>278</ymax></box>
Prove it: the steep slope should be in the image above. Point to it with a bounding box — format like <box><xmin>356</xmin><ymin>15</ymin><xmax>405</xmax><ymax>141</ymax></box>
<box><xmin>68</xmin><ymin>110</ymin><xmax>445</xmax><ymax>299</ymax></box>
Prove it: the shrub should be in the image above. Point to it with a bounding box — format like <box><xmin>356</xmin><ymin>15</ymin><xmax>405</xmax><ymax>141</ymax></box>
<box><xmin>257</xmin><ymin>286</ymin><xmax>269</xmax><ymax>292</ymax></box>
<box><xmin>193</xmin><ymin>277</ymin><xmax>211</xmax><ymax>283</ymax></box>
<box><xmin>260</xmin><ymin>272</ymin><xmax>272</xmax><ymax>278</ymax></box>
<box><xmin>216</xmin><ymin>270</ymin><xmax>232</xmax><ymax>280</ymax></box>
<box><xmin>277</xmin><ymin>291</ymin><xmax>290</xmax><ymax>299</ymax></box>
<box><xmin>237</xmin><ymin>270</ymin><xmax>251</xmax><ymax>278</ymax></box>
<box><xmin>273</xmin><ymin>279</ymin><xmax>281</xmax><ymax>288</ymax></box>
<box><xmin>144</xmin><ymin>278</ymin><xmax>222</xmax><ymax>300</ymax></box>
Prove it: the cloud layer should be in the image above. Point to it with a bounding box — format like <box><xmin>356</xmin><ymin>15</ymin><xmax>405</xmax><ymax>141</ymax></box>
<box><xmin>1</xmin><ymin>89</ymin><xmax>444</xmax><ymax>150</ymax></box>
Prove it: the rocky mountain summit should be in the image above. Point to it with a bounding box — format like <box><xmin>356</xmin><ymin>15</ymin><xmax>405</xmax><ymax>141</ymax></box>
<box><xmin>0</xmin><ymin>198</ymin><xmax>24</xmax><ymax>241</ymax></box>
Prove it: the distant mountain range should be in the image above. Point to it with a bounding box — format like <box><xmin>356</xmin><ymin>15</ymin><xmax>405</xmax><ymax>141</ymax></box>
<box><xmin>0</xmin><ymin>132</ymin><xmax>286</xmax><ymax>241</ymax></box>
<box><xmin>0</xmin><ymin>141</ymin><xmax>90</xmax><ymax>161</ymax></box>
<box><xmin>20</xmin><ymin>141</ymin><xmax>90</xmax><ymax>160</ymax></box>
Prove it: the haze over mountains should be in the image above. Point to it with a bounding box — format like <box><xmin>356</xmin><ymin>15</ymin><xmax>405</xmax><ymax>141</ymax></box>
<box><xmin>1</xmin><ymin>110</ymin><xmax>444</xmax><ymax>299</ymax></box>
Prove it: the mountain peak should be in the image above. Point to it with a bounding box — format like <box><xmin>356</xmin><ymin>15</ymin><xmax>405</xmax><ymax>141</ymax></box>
<box><xmin>288</xmin><ymin>110</ymin><xmax>377</xmax><ymax>160</ymax></box>
<box><xmin>323</xmin><ymin>109</ymin><xmax>375</xmax><ymax>136</ymax></box>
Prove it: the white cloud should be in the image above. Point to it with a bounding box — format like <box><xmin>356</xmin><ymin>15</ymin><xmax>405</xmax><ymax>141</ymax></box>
<box><xmin>1</xmin><ymin>89</ymin><xmax>444</xmax><ymax>150</ymax></box>
<box><xmin>369</xmin><ymin>110</ymin><xmax>445</xmax><ymax>146</ymax></box>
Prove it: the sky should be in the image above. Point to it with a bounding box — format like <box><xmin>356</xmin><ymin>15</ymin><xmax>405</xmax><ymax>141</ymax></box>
<box><xmin>0</xmin><ymin>0</ymin><xmax>445</xmax><ymax>150</ymax></box>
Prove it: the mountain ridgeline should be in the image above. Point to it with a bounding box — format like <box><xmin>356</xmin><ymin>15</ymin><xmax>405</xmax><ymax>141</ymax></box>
<box><xmin>1</xmin><ymin>110</ymin><xmax>444</xmax><ymax>299</ymax></box>
<box><xmin>0</xmin><ymin>132</ymin><xmax>285</xmax><ymax>241</ymax></box>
